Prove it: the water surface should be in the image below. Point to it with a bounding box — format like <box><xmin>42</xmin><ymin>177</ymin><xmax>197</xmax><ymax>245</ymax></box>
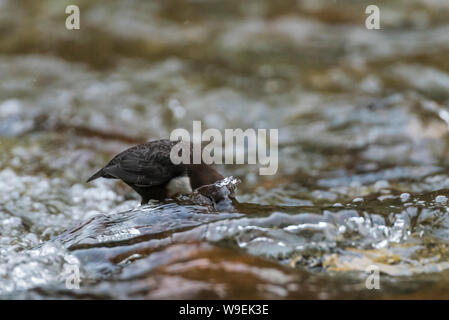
<box><xmin>1</xmin><ymin>0</ymin><xmax>449</xmax><ymax>299</ymax></box>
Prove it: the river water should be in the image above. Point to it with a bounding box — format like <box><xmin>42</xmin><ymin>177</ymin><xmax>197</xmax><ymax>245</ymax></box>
<box><xmin>1</xmin><ymin>0</ymin><xmax>449</xmax><ymax>299</ymax></box>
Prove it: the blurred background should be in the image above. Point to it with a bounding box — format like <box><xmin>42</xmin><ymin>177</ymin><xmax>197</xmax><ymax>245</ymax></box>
<box><xmin>2</xmin><ymin>0</ymin><xmax>449</xmax><ymax>299</ymax></box>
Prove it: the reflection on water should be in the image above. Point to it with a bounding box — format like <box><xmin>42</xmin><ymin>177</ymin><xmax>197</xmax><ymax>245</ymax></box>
<box><xmin>1</xmin><ymin>0</ymin><xmax>449</xmax><ymax>299</ymax></box>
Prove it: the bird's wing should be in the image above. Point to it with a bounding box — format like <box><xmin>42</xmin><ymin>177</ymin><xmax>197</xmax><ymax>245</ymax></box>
<box><xmin>102</xmin><ymin>143</ymin><xmax>183</xmax><ymax>187</ymax></box>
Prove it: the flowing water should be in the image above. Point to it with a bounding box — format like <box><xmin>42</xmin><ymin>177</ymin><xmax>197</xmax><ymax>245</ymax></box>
<box><xmin>1</xmin><ymin>0</ymin><xmax>449</xmax><ymax>299</ymax></box>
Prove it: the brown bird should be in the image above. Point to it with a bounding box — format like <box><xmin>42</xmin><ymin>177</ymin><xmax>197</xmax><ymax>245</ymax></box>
<box><xmin>86</xmin><ymin>139</ymin><xmax>224</xmax><ymax>205</ymax></box>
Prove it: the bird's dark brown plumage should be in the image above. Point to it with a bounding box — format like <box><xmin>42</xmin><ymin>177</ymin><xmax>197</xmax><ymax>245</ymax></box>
<box><xmin>86</xmin><ymin>139</ymin><xmax>224</xmax><ymax>204</ymax></box>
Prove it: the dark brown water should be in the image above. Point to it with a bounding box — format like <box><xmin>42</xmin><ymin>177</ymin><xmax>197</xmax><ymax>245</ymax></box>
<box><xmin>1</xmin><ymin>0</ymin><xmax>449</xmax><ymax>299</ymax></box>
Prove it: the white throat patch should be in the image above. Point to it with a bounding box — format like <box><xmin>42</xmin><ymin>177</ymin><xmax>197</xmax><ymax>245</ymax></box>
<box><xmin>166</xmin><ymin>176</ymin><xmax>193</xmax><ymax>197</ymax></box>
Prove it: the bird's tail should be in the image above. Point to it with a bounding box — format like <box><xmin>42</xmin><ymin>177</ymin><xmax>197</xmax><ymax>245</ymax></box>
<box><xmin>86</xmin><ymin>168</ymin><xmax>105</xmax><ymax>183</ymax></box>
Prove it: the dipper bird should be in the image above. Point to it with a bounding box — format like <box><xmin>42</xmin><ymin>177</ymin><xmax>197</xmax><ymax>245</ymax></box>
<box><xmin>86</xmin><ymin>139</ymin><xmax>224</xmax><ymax>205</ymax></box>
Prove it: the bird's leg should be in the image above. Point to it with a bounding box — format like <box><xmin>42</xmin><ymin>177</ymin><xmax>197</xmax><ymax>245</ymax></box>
<box><xmin>140</xmin><ymin>197</ymin><xmax>149</xmax><ymax>205</ymax></box>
